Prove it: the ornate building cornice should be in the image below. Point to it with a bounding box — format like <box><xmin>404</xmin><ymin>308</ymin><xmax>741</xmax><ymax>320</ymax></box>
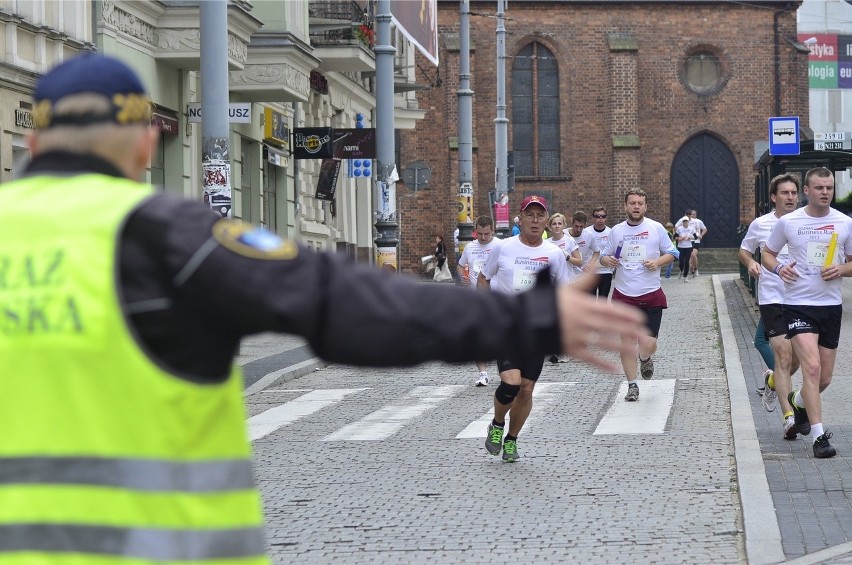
<box><xmin>101</xmin><ymin>1</ymin><xmax>155</xmax><ymax>46</ymax></box>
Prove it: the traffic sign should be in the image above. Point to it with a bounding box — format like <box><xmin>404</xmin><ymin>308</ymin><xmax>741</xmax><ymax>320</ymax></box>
<box><xmin>187</xmin><ymin>103</ymin><xmax>252</xmax><ymax>124</ymax></box>
<box><xmin>768</xmin><ymin>116</ymin><xmax>800</xmax><ymax>156</ymax></box>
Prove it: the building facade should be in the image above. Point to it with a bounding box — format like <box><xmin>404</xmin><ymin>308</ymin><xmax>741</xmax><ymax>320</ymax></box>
<box><xmin>397</xmin><ymin>0</ymin><xmax>809</xmax><ymax>275</ymax></box>
<box><xmin>0</xmin><ymin>0</ymin><xmax>426</xmax><ymax>264</ymax></box>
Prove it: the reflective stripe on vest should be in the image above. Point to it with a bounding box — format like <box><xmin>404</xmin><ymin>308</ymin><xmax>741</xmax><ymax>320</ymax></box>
<box><xmin>0</xmin><ymin>524</ymin><xmax>266</xmax><ymax>561</ymax></box>
<box><xmin>0</xmin><ymin>174</ymin><xmax>266</xmax><ymax>563</ymax></box>
<box><xmin>0</xmin><ymin>456</ymin><xmax>254</xmax><ymax>491</ymax></box>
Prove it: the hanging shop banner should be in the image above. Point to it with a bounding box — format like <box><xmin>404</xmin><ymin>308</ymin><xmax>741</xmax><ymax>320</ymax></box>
<box><xmin>315</xmin><ymin>158</ymin><xmax>342</xmax><ymax>201</ymax></box>
<box><xmin>333</xmin><ymin>128</ymin><xmax>377</xmax><ymax>159</ymax></box>
<box><xmin>293</xmin><ymin>127</ymin><xmax>333</xmax><ymax>159</ymax></box>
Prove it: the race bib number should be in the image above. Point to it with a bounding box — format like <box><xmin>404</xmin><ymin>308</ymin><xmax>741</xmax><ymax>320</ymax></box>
<box><xmin>806</xmin><ymin>241</ymin><xmax>829</xmax><ymax>267</ymax></box>
<box><xmin>513</xmin><ymin>269</ymin><xmax>537</xmax><ymax>292</ymax></box>
<box><xmin>622</xmin><ymin>244</ymin><xmax>646</xmax><ymax>268</ymax></box>
<box><xmin>473</xmin><ymin>260</ymin><xmax>485</xmax><ymax>276</ymax></box>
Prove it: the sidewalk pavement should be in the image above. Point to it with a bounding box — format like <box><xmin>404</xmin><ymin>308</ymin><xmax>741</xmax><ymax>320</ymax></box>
<box><xmin>238</xmin><ymin>274</ymin><xmax>852</xmax><ymax>564</ymax></box>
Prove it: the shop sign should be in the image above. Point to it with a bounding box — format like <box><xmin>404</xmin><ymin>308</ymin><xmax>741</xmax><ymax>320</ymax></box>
<box><xmin>151</xmin><ymin>110</ymin><xmax>179</xmax><ymax>136</ymax></box>
<box><xmin>15</xmin><ymin>108</ymin><xmax>34</xmax><ymax>129</ymax></box>
<box><xmin>263</xmin><ymin>108</ymin><xmax>290</xmax><ymax>150</ymax></box>
<box><xmin>293</xmin><ymin>127</ymin><xmax>333</xmax><ymax>159</ymax></box>
<box><xmin>333</xmin><ymin>128</ymin><xmax>376</xmax><ymax>158</ymax></box>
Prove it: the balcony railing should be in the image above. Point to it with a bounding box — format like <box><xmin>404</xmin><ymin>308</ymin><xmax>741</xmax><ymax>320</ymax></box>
<box><xmin>309</xmin><ymin>1</ymin><xmax>374</xmax><ymax>48</ymax></box>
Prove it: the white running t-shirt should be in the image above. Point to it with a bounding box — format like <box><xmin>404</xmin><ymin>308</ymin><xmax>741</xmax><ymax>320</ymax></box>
<box><xmin>602</xmin><ymin>217</ymin><xmax>675</xmax><ymax>297</ymax></box>
<box><xmin>739</xmin><ymin>211</ymin><xmax>790</xmax><ymax>306</ymax></box>
<box><xmin>480</xmin><ymin>235</ymin><xmax>572</xmax><ymax>294</ymax></box>
<box><xmin>545</xmin><ymin>235</ymin><xmax>579</xmax><ymax>279</ymax></box>
<box><xmin>583</xmin><ymin>225</ymin><xmax>613</xmax><ymax>275</ymax></box>
<box><xmin>569</xmin><ymin>230</ymin><xmax>601</xmax><ymax>277</ymax></box>
<box><xmin>457</xmin><ymin>238</ymin><xmax>499</xmax><ymax>288</ymax></box>
<box><xmin>765</xmin><ymin>207</ymin><xmax>852</xmax><ymax>306</ymax></box>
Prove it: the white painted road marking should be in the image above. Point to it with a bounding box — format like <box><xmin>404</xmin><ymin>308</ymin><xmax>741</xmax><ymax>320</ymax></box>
<box><xmin>323</xmin><ymin>385</ymin><xmax>464</xmax><ymax>441</ymax></box>
<box><xmin>248</xmin><ymin>388</ymin><xmax>368</xmax><ymax>441</ymax></box>
<box><xmin>593</xmin><ymin>380</ymin><xmax>676</xmax><ymax>435</ymax></box>
<box><xmin>455</xmin><ymin>382</ymin><xmax>576</xmax><ymax>439</ymax></box>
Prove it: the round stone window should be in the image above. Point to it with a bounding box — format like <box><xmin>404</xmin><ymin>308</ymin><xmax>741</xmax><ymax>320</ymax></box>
<box><xmin>683</xmin><ymin>50</ymin><xmax>725</xmax><ymax>95</ymax></box>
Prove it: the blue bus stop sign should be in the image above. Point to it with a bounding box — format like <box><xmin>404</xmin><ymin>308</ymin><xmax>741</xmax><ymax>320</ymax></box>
<box><xmin>769</xmin><ymin>117</ymin><xmax>800</xmax><ymax>156</ymax></box>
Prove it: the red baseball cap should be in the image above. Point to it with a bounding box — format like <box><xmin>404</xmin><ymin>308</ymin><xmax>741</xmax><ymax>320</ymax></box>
<box><xmin>520</xmin><ymin>195</ymin><xmax>549</xmax><ymax>212</ymax></box>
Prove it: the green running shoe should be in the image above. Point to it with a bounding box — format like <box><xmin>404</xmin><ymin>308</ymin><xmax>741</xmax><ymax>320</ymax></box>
<box><xmin>485</xmin><ymin>423</ymin><xmax>504</xmax><ymax>455</ymax></box>
<box><xmin>502</xmin><ymin>439</ymin><xmax>518</xmax><ymax>462</ymax></box>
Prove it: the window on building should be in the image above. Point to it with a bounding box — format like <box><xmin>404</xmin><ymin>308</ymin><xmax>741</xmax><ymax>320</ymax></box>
<box><xmin>683</xmin><ymin>50</ymin><xmax>725</xmax><ymax>95</ymax></box>
<box><xmin>511</xmin><ymin>42</ymin><xmax>560</xmax><ymax>177</ymax></box>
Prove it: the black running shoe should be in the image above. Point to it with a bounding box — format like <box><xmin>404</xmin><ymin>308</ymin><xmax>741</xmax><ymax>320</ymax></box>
<box><xmin>813</xmin><ymin>432</ymin><xmax>837</xmax><ymax>459</ymax></box>
<box><xmin>788</xmin><ymin>392</ymin><xmax>811</xmax><ymax>436</ymax></box>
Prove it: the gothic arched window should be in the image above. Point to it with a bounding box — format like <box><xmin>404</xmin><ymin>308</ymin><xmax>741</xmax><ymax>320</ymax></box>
<box><xmin>512</xmin><ymin>42</ymin><xmax>560</xmax><ymax>177</ymax></box>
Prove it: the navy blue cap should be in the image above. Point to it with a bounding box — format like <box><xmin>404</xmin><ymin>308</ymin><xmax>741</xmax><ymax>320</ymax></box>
<box><xmin>33</xmin><ymin>54</ymin><xmax>152</xmax><ymax>128</ymax></box>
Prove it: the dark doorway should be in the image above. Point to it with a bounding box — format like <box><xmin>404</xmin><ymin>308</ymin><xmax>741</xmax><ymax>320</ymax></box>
<box><xmin>670</xmin><ymin>133</ymin><xmax>740</xmax><ymax>247</ymax></box>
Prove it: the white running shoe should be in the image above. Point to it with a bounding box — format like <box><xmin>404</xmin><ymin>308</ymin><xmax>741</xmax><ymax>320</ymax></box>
<box><xmin>475</xmin><ymin>372</ymin><xmax>490</xmax><ymax>387</ymax></box>
<box><xmin>762</xmin><ymin>370</ymin><xmax>777</xmax><ymax>412</ymax></box>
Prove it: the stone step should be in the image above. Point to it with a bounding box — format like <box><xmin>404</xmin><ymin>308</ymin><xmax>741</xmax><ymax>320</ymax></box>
<box><xmin>688</xmin><ymin>247</ymin><xmax>740</xmax><ymax>273</ymax></box>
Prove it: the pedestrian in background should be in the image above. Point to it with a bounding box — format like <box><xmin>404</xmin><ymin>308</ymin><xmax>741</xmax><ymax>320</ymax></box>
<box><xmin>600</xmin><ymin>189</ymin><xmax>678</xmax><ymax>402</ymax></box>
<box><xmin>763</xmin><ymin>167</ymin><xmax>852</xmax><ymax>458</ymax></box>
<box><xmin>457</xmin><ymin>215</ymin><xmax>500</xmax><ymax>386</ymax></box>
<box><xmin>664</xmin><ymin>222</ymin><xmax>676</xmax><ymax>278</ymax></box>
<box><xmin>688</xmin><ymin>209</ymin><xmax>708</xmax><ymax>277</ymax></box>
<box><xmin>478</xmin><ymin>196</ymin><xmax>573</xmax><ymax>461</ymax></box>
<box><xmin>675</xmin><ymin>216</ymin><xmax>694</xmax><ymax>282</ymax></box>
<box><xmin>0</xmin><ymin>54</ymin><xmax>648</xmax><ymax>562</ymax></box>
<box><xmin>582</xmin><ymin>206</ymin><xmax>614</xmax><ymax>298</ymax></box>
<box><xmin>738</xmin><ymin>173</ymin><xmax>801</xmax><ymax>436</ymax></box>
<box><xmin>433</xmin><ymin>234</ymin><xmax>447</xmax><ymax>270</ymax></box>
<box><xmin>511</xmin><ymin>215</ymin><xmax>521</xmax><ymax>236</ymax></box>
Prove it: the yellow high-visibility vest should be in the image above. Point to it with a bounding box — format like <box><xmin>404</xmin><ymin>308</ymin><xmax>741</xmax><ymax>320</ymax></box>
<box><xmin>0</xmin><ymin>173</ymin><xmax>267</xmax><ymax>564</ymax></box>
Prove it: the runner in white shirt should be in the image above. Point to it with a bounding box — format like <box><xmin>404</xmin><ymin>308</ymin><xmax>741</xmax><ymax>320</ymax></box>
<box><xmin>478</xmin><ymin>195</ymin><xmax>572</xmax><ymax>462</ymax></box>
<box><xmin>675</xmin><ymin>216</ymin><xmax>694</xmax><ymax>281</ymax></box>
<box><xmin>457</xmin><ymin>215</ymin><xmax>500</xmax><ymax>386</ymax></box>
<box><xmin>567</xmin><ymin>211</ymin><xmax>600</xmax><ymax>279</ymax></box>
<box><xmin>546</xmin><ymin>212</ymin><xmax>582</xmax><ymax>363</ymax></box>
<box><xmin>600</xmin><ymin>189</ymin><xmax>678</xmax><ymax>402</ymax></box>
<box><xmin>762</xmin><ymin>167</ymin><xmax>852</xmax><ymax>459</ymax></box>
<box><xmin>582</xmin><ymin>207</ymin><xmax>613</xmax><ymax>298</ymax></box>
<box><xmin>687</xmin><ymin>210</ymin><xmax>708</xmax><ymax>277</ymax></box>
<box><xmin>545</xmin><ymin>212</ymin><xmax>582</xmax><ymax>281</ymax></box>
<box><xmin>738</xmin><ymin>173</ymin><xmax>801</xmax><ymax>437</ymax></box>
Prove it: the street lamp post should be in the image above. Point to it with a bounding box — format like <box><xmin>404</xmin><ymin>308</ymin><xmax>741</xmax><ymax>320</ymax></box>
<box><xmin>457</xmin><ymin>0</ymin><xmax>474</xmax><ymax>253</ymax></box>
<box><xmin>373</xmin><ymin>0</ymin><xmax>399</xmax><ymax>270</ymax></box>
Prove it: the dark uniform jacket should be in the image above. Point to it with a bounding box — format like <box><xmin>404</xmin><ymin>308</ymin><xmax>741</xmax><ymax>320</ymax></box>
<box><xmin>22</xmin><ymin>152</ymin><xmax>561</xmax><ymax>383</ymax></box>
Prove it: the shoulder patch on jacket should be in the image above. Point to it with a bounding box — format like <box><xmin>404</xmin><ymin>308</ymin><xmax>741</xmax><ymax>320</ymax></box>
<box><xmin>212</xmin><ymin>219</ymin><xmax>298</xmax><ymax>260</ymax></box>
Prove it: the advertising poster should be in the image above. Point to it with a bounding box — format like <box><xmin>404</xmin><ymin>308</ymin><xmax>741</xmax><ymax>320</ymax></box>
<box><xmin>391</xmin><ymin>0</ymin><xmax>438</xmax><ymax>66</ymax></box>
<box><xmin>799</xmin><ymin>33</ymin><xmax>852</xmax><ymax>89</ymax></box>
<box><xmin>202</xmin><ymin>161</ymin><xmax>232</xmax><ymax>218</ymax></box>
<box><xmin>456</xmin><ymin>182</ymin><xmax>473</xmax><ymax>224</ymax></box>
<box><xmin>376</xmin><ymin>247</ymin><xmax>398</xmax><ymax>272</ymax></box>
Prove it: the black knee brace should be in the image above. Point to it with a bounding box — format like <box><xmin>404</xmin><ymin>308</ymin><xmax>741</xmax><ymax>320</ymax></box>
<box><xmin>494</xmin><ymin>382</ymin><xmax>521</xmax><ymax>405</ymax></box>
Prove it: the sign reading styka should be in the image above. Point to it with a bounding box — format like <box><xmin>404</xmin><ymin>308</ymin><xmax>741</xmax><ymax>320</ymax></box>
<box><xmin>799</xmin><ymin>33</ymin><xmax>852</xmax><ymax>89</ymax></box>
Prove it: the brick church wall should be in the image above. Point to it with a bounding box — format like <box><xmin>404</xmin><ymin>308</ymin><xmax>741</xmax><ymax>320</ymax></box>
<box><xmin>397</xmin><ymin>0</ymin><xmax>807</xmax><ymax>275</ymax></box>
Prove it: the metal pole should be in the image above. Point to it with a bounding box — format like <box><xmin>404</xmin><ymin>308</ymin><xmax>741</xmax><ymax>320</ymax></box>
<box><xmin>457</xmin><ymin>0</ymin><xmax>474</xmax><ymax>252</ymax></box>
<box><xmin>374</xmin><ymin>0</ymin><xmax>399</xmax><ymax>270</ymax></box>
<box><xmin>200</xmin><ymin>0</ymin><xmax>232</xmax><ymax>217</ymax></box>
<box><xmin>494</xmin><ymin>0</ymin><xmax>509</xmax><ymax>238</ymax></box>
